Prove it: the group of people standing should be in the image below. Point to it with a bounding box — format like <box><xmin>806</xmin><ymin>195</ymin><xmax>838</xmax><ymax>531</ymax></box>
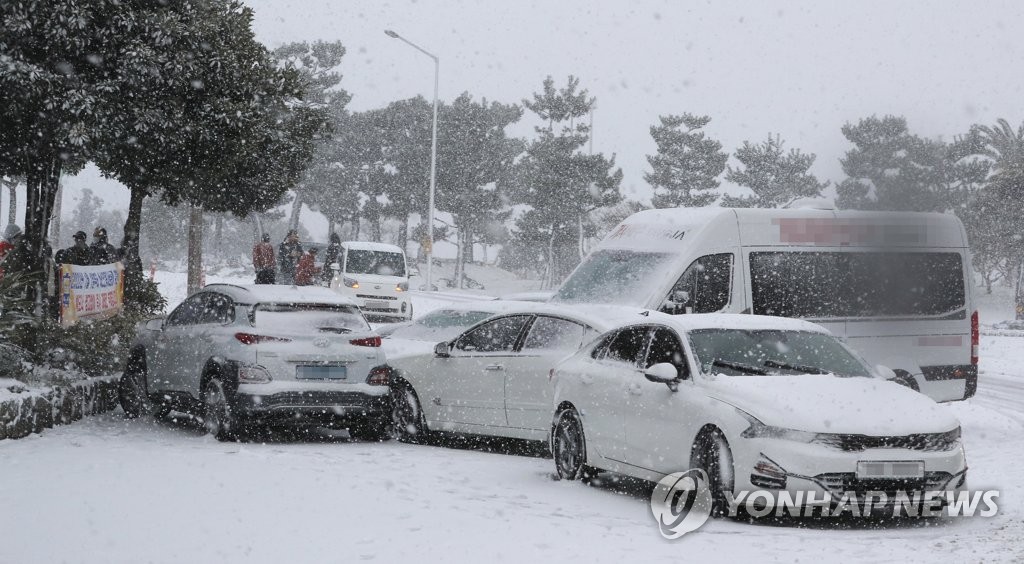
<box><xmin>0</xmin><ymin>225</ymin><xmax>121</xmax><ymax>279</ymax></box>
<box><xmin>252</xmin><ymin>230</ymin><xmax>340</xmax><ymax>286</ymax></box>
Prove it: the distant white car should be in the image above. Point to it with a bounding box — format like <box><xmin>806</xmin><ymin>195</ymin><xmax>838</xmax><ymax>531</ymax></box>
<box><xmin>550</xmin><ymin>314</ymin><xmax>967</xmax><ymax>513</ymax></box>
<box><xmin>329</xmin><ymin>241</ymin><xmax>413</xmax><ymax>321</ymax></box>
<box><xmin>378</xmin><ymin>300</ymin><xmax>543</xmax><ymax>343</ymax></box>
<box><xmin>118</xmin><ymin>284</ymin><xmax>393</xmax><ymax>441</ymax></box>
<box><xmin>385</xmin><ymin>303</ymin><xmax>655</xmax><ymax>444</ymax></box>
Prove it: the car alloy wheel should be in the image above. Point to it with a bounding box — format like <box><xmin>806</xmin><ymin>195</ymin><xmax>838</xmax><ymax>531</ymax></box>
<box><xmin>552</xmin><ymin>409</ymin><xmax>587</xmax><ymax>480</ymax></box>
<box><xmin>118</xmin><ymin>357</ymin><xmax>148</xmax><ymax>419</ymax></box>
<box><xmin>203</xmin><ymin>378</ymin><xmax>235</xmax><ymax>441</ymax></box>
<box><xmin>390</xmin><ymin>385</ymin><xmax>427</xmax><ymax>444</ymax></box>
<box><xmin>694</xmin><ymin>431</ymin><xmax>735</xmax><ymax>517</ymax></box>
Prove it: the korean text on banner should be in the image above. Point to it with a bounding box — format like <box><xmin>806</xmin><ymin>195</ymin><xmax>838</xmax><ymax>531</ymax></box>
<box><xmin>59</xmin><ymin>262</ymin><xmax>125</xmax><ymax>328</ymax></box>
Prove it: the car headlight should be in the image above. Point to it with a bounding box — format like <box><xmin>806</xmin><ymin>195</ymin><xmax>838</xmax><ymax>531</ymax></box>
<box><xmin>738</xmin><ymin>411</ymin><xmax>819</xmax><ymax>443</ymax></box>
<box><xmin>396</xmin><ymin>282</ymin><xmax>409</xmax><ymax>292</ymax></box>
<box><xmin>343</xmin><ymin>277</ymin><xmax>359</xmax><ymax>288</ymax></box>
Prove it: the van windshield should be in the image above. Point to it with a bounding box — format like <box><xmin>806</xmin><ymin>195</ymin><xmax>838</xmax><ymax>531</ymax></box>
<box><xmin>552</xmin><ymin>249</ymin><xmax>676</xmax><ymax>305</ymax></box>
<box><xmin>346</xmin><ymin>250</ymin><xmax>406</xmax><ymax>277</ymax></box>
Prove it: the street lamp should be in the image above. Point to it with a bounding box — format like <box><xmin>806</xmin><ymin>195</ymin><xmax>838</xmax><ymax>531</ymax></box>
<box><xmin>385</xmin><ymin>29</ymin><xmax>438</xmax><ymax>292</ymax></box>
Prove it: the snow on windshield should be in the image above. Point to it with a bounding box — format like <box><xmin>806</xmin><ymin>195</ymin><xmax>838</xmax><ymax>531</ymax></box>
<box><xmin>552</xmin><ymin>249</ymin><xmax>675</xmax><ymax>305</ymax></box>
<box><xmin>390</xmin><ymin>309</ymin><xmax>496</xmax><ymax>341</ymax></box>
<box><xmin>345</xmin><ymin>250</ymin><xmax>406</xmax><ymax>277</ymax></box>
<box><xmin>688</xmin><ymin>329</ymin><xmax>870</xmax><ymax>377</ymax></box>
<box><xmin>252</xmin><ymin>303</ymin><xmax>370</xmax><ymax>333</ymax></box>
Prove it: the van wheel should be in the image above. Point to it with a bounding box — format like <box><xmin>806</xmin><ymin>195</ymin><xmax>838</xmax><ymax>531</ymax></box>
<box><xmin>892</xmin><ymin>370</ymin><xmax>920</xmax><ymax>392</ymax></box>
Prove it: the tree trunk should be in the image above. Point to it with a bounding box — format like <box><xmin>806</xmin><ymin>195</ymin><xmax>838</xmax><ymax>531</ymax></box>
<box><xmin>577</xmin><ymin>213</ymin><xmax>585</xmax><ymax>260</ymax></box>
<box><xmin>4</xmin><ymin>178</ymin><xmax>17</xmax><ymax>225</ymax></box>
<box><xmin>288</xmin><ymin>190</ymin><xmax>303</xmax><ymax>231</ymax></box>
<box><xmin>187</xmin><ymin>206</ymin><xmax>204</xmax><ymax>295</ymax></box>
<box><xmin>214</xmin><ymin>214</ymin><xmax>223</xmax><ymax>259</ymax></box>
<box><xmin>454</xmin><ymin>224</ymin><xmax>464</xmax><ymax>290</ymax></box>
<box><xmin>399</xmin><ymin>214</ymin><xmax>409</xmax><ymax>248</ymax></box>
<box><xmin>122</xmin><ymin>187</ymin><xmax>146</xmax><ymax>267</ymax></box>
<box><xmin>49</xmin><ymin>179</ymin><xmax>63</xmax><ymax>246</ymax></box>
<box><xmin>543</xmin><ymin>224</ymin><xmax>556</xmax><ymax>290</ymax></box>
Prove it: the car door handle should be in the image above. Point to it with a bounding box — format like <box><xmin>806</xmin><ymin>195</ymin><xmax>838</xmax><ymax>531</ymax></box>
<box><xmin>484</xmin><ymin>364</ymin><xmax>504</xmax><ymax>371</ymax></box>
<box><xmin>628</xmin><ymin>382</ymin><xmax>643</xmax><ymax>395</ymax></box>
<box><xmin>199</xmin><ymin>331</ymin><xmax>214</xmax><ymax>342</ymax></box>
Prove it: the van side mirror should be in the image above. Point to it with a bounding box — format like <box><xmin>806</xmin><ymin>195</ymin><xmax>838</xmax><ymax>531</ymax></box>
<box><xmin>644</xmin><ymin>362</ymin><xmax>680</xmax><ymax>391</ymax></box>
<box><xmin>434</xmin><ymin>341</ymin><xmax>450</xmax><ymax>358</ymax></box>
<box><xmin>661</xmin><ymin>290</ymin><xmax>691</xmax><ymax>315</ymax></box>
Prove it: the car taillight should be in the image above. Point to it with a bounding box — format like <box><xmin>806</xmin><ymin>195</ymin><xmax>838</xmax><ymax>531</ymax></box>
<box><xmin>971</xmin><ymin>310</ymin><xmax>979</xmax><ymax>365</ymax></box>
<box><xmin>350</xmin><ymin>336</ymin><xmax>382</xmax><ymax>347</ymax></box>
<box><xmin>366</xmin><ymin>365</ymin><xmax>392</xmax><ymax>385</ymax></box>
<box><xmin>234</xmin><ymin>332</ymin><xmax>292</xmax><ymax>345</ymax></box>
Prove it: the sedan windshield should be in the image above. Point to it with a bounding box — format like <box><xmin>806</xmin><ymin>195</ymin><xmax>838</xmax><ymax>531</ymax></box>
<box><xmin>552</xmin><ymin>249</ymin><xmax>676</xmax><ymax>305</ymax></box>
<box><xmin>346</xmin><ymin>250</ymin><xmax>406</xmax><ymax>277</ymax></box>
<box><xmin>252</xmin><ymin>303</ymin><xmax>370</xmax><ymax>333</ymax></box>
<box><xmin>688</xmin><ymin>329</ymin><xmax>870</xmax><ymax>377</ymax></box>
<box><xmin>386</xmin><ymin>309</ymin><xmax>497</xmax><ymax>342</ymax></box>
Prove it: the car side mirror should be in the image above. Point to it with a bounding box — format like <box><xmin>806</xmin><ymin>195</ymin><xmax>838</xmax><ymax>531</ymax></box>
<box><xmin>145</xmin><ymin>318</ymin><xmax>164</xmax><ymax>331</ymax></box>
<box><xmin>875</xmin><ymin>365</ymin><xmax>897</xmax><ymax>380</ymax></box>
<box><xmin>434</xmin><ymin>341</ymin><xmax>450</xmax><ymax>358</ymax></box>
<box><xmin>644</xmin><ymin>362</ymin><xmax>680</xmax><ymax>391</ymax></box>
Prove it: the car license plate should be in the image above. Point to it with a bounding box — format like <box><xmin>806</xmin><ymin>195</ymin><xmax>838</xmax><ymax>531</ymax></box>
<box><xmin>365</xmin><ymin>300</ymin><xmax>389</xmax><ymax>309</ymax></box>
<box><xmin>856</xmin><ymin>461</ymin><xmax>924</xmax><ymax>479</ymax></box>
<box><xmin>296</xmin><ymin>365</ymin><xmax>347</xmax><ymax>380</ymax></box>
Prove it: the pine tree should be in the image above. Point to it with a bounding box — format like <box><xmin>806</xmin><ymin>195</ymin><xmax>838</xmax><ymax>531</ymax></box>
<box><xmin>722</xmin><ymin>134</ymin><xmax>829</xmax><ymax>208</ymax></box>
<box><xmin>646</xmin><ymin>114</ymin><xmax>727</xmax><ymax>208</ymax></box>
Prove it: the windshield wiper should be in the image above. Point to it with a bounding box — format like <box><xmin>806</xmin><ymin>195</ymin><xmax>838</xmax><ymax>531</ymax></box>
<box><xmin>711</xmin><ymin>359</ymin><xmax>768</xmax><ymax>375</ymax></box>
<box><xmin>763</xmin><ymin>359</ymin><xmax>828</xmax><ymax>374</ymax></box>
<box><xmin>317</xmin><ymin>327</ymin><xmax>352</xmax><ymax>334</ymax></box>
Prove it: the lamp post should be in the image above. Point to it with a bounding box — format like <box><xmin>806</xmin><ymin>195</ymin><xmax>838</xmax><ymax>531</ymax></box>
<box><xmin>385</xmin><ymin>29</ymin><xmax>438</xmax><ymax>292</ymax></box>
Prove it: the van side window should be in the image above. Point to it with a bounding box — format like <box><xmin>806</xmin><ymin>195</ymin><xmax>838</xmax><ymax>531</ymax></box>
<box><xmin>663</xmin><ymin>253</ymin><xmax>733</xmax><ymax>314</ymax></box>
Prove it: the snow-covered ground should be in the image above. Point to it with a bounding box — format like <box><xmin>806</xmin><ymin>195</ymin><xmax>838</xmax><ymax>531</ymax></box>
<box><xmin>1</xmin><ymin>272</ymin><xmax>1021</xmax><ymax>562</ymax></box>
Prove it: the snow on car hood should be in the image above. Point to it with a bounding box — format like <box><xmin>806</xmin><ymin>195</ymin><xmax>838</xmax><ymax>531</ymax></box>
<box><xmin>701</xmin><ymin>375</ymin><xmax>959</xmax><ymax>435</ymax></box>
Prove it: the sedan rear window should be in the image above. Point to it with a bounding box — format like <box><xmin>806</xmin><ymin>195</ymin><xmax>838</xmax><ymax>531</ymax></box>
<box><xmin>251</xmin><ymin>303</ymin><xmax>370</xmax><ymax>333</ymax></box>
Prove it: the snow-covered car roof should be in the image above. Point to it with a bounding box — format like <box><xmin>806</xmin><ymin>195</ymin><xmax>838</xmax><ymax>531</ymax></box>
<box><xmin>341</xmin><ymin>241</ymin><xmax>404</xmax><ymax>253</ymax></box>
<box><xmin>461</xmin><ymin>301</ymin><xmax>672</xmax><ymax>333</ymax></box>
<box><xmin>200</xmin><ymin>284</ymin><xmax>358</xmax><ymax>306</ymax></box>
<box><xmin>641</xmin><ymin>313</ymin><xmax>830</xmax><ymax>335</ymax></box>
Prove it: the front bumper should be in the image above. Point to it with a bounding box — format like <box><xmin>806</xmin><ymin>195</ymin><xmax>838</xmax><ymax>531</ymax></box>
<box><xmin>732</xmin><ymin>437</ymin><xmax>968</xmax><ymax>511</ymax></box>
<box><xmin>233</xmin><ymin>389</ymin><xmax>391</xmax><ymax>427</ymax></box>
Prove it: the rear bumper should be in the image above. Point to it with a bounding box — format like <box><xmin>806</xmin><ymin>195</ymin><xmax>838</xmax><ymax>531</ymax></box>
<box><xmin>233</xmin><ymin>389</ymin><xmax>390</xmax><ymax>426</ymax></box>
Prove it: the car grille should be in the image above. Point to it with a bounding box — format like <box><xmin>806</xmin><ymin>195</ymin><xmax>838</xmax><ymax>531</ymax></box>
<box><xmin>815</xmin><ymin>471</ymin><xmax>953</xmax><ymax>500</ymax></box>
<box><xmin>356</xmin><ymin>294</ymin><xmax>397</xmax><ymax>300</ymax></box>
<box><xmin>813</xmin><ymin>428</ymin><xmax>960</xmax><ymax>452</ymax></box>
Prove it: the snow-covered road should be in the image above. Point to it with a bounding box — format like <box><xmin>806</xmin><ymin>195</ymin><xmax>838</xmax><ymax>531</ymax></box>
<box><xmin>1</xmin><ymin>336</ymin><xmax>1022</xmax><ymax>562</ymax></box>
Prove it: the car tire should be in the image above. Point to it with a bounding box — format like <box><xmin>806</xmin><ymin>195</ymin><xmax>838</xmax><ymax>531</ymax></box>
<box><xmin>692</xmin><ymin>430</ymin><xmax>735</xmax><ymax>517</ymax></box>
<box><xmin>390</xmin><ymin>384</ymin><xmax>429</xmax><ymax>444</ymax></box>
<box><xmin>118</xmin><ymin>353</ymin><xmax>149</xmax><ymax>419</ymax></box>
<box><xmin>203</xmin><ymin>378</ymin><xmax>238</xmax><ymax>442</ymax></box>
<box><xmin>552</xmin><ymin>408</ymin><xmax>598</xmax><ymax>482</ymax></box>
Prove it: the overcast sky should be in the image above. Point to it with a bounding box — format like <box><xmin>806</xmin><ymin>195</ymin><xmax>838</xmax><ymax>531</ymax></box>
<box><xmin>14</xmin><ymin>0</ymin><xmax>1024</xmax><ymax>236</ymax></box>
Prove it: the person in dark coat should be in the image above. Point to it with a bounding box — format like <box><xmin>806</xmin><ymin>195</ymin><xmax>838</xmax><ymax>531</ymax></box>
<box><xmin>277</xmin><ymin>229</ymin><xmax>303</xmax><ymax>285</ymax></box>
<box><xmin>322</xmin><ymin>232</ymin><xmax>342</xmax><ymax>283</ymax></box>
<box><xmin>89</xmin><ymin>227</ymin><xmax>120</xmax><ymax>265</ymax></box>
<box><xmin>56</xmin><ymin>231</ymin><xmax>93</xmax><ymax>267</ymax></box>
<box><xmin>253</xmin><ymin>233</ymin><xmax>276</xmax><ymax>284</ymax></box>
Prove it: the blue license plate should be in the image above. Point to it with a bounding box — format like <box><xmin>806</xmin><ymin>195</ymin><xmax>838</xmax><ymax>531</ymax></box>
<box><xmin>296</xmin><ymin>365</ymin><xmax>347</xmax><ymax>380</ymax></box>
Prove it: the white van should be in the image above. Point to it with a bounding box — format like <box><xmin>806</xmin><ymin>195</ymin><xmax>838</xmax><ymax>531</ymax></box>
<box><xmin>550</xmin><ymin>207</ymin><xmax>978</xmax><ymax>402</ymax></box>
<box><xmin>330</xmin><ymin>241</ymin><xmax>413</xmax><ymax>321</ymax></box>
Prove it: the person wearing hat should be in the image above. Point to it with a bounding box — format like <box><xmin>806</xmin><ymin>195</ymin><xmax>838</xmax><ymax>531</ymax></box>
<box><xmin>277</xmin><ymin>229</ymin><xmax>303</xmax><ymax>285</ymax></box>
<box><xmin>89</xmin><ymin>226</ymin><xmax>119</xmax><ymax>265</ymax></box>
<box><xmin>56</xmin><ymin>231</ymin><xmax>93</xmax><ymax>267</ymax></box>
<box><xmin>294</xmin><ymin>247</ymin><xmax>321</xmax><ymax>286</ymax></box>
<box><xmin>252</xmin><ymin>233</ymin><xmax>276</xmax><ymax>284</ymax></box>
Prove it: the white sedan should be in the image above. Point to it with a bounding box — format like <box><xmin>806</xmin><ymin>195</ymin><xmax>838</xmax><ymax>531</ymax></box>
<box><xmin>119</xmin><ymin>284</ymin><xmax>393</xmax><ymax>441</ymax></box>
<box><xmin>384</xmin><ymin>303</ymin><xmax>654</xmax><ymax>443</ymax></box>
<box><xmin>550</xmin><ymin>314</ymin><xmax>967</xmax><ymax>512</ymax></box>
